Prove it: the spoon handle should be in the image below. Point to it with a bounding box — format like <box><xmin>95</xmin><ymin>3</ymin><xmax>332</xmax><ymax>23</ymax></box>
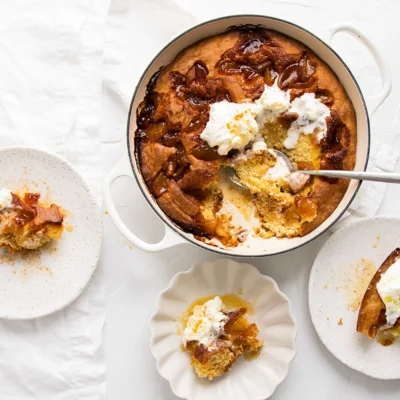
<box><xmin>302</xmin><ymin>170</ymin><xmax>400</xmax><ymax>183</ymax></box>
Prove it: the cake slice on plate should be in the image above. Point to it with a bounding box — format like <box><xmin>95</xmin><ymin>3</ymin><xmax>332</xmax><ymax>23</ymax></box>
<box><xmin>182</xmin><ymin>296</ymin><xmax>263</xmax><ymax>380</ymax></box>
<box><xmin>357</xmin><ymin>248</ymin><xmax>400</xmax><ymax>345</ymax></box>
<box><xmin>0</xmin><ymin>189</ymin><xmax>64</xmax><ymax>251</ymax></box>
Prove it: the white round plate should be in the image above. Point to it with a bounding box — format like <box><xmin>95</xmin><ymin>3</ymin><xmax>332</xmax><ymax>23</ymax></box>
<box><xmin>149</xmin><ymin>258</ymin><xmax>296</xmax><ymax>400</ymax></box>
<box><xmin>0</xmin><ymin>147</ymin><xmax>102</xmax><ymax>319</ymax></box>
<box><xmin>309</xmin><ymin>215</ymin><xmax>400</xmax><ymax>379</ymax></box>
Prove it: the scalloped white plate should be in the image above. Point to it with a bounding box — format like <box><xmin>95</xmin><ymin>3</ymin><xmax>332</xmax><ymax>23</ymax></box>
<box><xmin>149</xmin><ymin>259</ymin><xmax>296</xmax><ymax>400</ymax></box>
<box><xmin>309</xmin><ymin>216</ymin><xmax>400</xmax><ymax>379</ymax></box>
<box><xmin>0</xmin><ymin>147</ymin><xmax>102</xmax><ymax>319</ymax></box>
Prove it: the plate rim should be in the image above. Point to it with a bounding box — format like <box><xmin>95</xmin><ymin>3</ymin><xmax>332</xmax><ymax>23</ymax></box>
<box><xmin>0</xmin><ymin>146</ymin><xmax>102</xmax><ymax>320</ymax></box>
<box><xmin>308</xmin><ymin>214</ymin><xmax>400</xmax><ymax>380</ymax></box>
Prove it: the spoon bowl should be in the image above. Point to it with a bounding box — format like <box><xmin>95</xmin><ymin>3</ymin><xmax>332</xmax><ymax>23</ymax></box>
<box><xmin>227</xmin><ymin>148</ymin><xmax>400</xmax><ymax>188</ymax></box>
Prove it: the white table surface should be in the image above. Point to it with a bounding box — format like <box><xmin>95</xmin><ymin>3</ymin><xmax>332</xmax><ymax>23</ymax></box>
<box><xmin>103</xmin><ymin>0</ymin><xmax>400</xmax><ymax>398</ymax></box>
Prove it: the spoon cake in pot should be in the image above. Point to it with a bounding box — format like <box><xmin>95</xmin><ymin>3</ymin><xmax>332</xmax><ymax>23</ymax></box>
<box><xmin>135</xmin><ymin>28</ymin><xmax>356</xmax><ymax>247</ymax></box>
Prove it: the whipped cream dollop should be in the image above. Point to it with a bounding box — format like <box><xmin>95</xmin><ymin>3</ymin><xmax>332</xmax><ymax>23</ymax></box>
<box><xmin>200</xmin><ymin>82</ymin><xmax>330</xmax><ymax>153</ymax></box>
<box><xmin>262</xmin><ymin>150</ymin><xmax>310</xmax><ymax>192</ymax></box>
<box><xmin>182</xmin><ymin>296</ymin><xmax>228</xmax><ymax>348</ymax></box>
<box><xmin>377</xmin><ymin>258</ymin><xmax>400</xmax><ymax>327</ymax></box>
<box><xmin>0</xmin><ymin>188</ymin><xmax>13</xmax><ymax>211</ymax></box>
<box><xmin>264</xmin><ymin>149</ymin><xmax>291</xmax><ymax>179</ymax></box>
<box><xmin>255</xmin><ymin>80</ymin><xmax>291</xmax><ymax>124</ymax></box>
<box><xmin>284</xmin><ymin>93</ymin><xmax>331</xmax><ymax>149</ymax></box>
<box><xmin>251</xmin><ymin>135</ymin><xmax>268</xmax><ymax>153</ymax></box>
<box><xmin>200</xmin><ymin>101</ymin><xmax>259</xmax><ymax>156</ymax></box>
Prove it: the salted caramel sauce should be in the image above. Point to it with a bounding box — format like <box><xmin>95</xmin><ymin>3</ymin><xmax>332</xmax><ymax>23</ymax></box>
<box><xmin>243</xmin><ymin>346</ymin><xmax>262</xmax><ymax>361</ymax></box>
<box><xmin>294</xmin><ymin>196</ymin><xmax>318</xmax><ymax>221</ymax></box>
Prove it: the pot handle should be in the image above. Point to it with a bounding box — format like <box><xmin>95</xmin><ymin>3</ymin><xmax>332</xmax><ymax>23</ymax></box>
<box><xmin>103</xmin><ymin>153</ymin><xmax>187</xmax><ymax>252</ymax></box>
<box><xmin>320</xmin><ymin>24</ymin><xmax>391</xmax><ymax>116</ymax></box>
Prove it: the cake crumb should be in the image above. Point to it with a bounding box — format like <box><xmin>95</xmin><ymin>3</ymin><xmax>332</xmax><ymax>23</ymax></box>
<box><xmin>372</xmin><ymin>234</ymin><xmax>381</xmax><ymax>248</ymax></box>
<box><xmin>343</xmin><ymin>258</ymin><xmax>377</xmax><ymax>312</ymax></box>
<box><xmin>338</xmin><ymin>318</ymin><xmax>343</xmax><ymax>326</ymax></box>
<box><xmin>236</xmin><ymin>228</ymin><xmax>248</xmax><ymax>243</ymax></box>
<box><xmin>65</xmin><ymin>225</ymin><xmax>73</xmax><ymax>232</ymax></box>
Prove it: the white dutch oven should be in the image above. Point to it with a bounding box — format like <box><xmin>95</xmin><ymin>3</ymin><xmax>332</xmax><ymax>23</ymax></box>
<box><xmin>103</xmin><ymin>15</ymin><xmax>391</xmax><ymax>257</ymax></box>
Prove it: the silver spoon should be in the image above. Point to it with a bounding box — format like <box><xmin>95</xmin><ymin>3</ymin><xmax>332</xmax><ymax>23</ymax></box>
<box><xmin>226</xmin><ymin>149</ymin><xmax>400</xmax><ymax>188</ymax></box>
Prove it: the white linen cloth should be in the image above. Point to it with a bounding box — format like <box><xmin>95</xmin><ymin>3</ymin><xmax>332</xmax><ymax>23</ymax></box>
<box><xmin>0</xmin><ymin>1</ymin><xmax>109</xmax><ymax>399</ymax></box>
<box><xmin>101</xmin><ymin>0</ymin><xmax>197</xmax><ymax>146</ymax></box>
<box><xmin>103</xmin><ymin>0</ymin><xmax>399</xmax><ymax>234</ymax></box>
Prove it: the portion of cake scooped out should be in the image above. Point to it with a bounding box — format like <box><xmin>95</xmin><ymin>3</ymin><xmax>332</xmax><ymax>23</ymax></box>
<box><xmin>357</xmin><ymin>248</ymin><xmax>400</xmax><ymax>346</ymax></box>
<box><xmin>181</xmin><ymin>295</ymin><xmax>263</xmax><ymax>380</ymax></box>
<box><xmin>0</xmin><ymin>188</ymin><xmax>64</xmax><ymax>251</ymax></box>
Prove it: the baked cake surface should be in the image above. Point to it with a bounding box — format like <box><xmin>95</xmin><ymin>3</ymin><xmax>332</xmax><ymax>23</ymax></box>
<box><xmin>135</xmin><ymin>28</ymin><xmax>356</xmax><ymax>246</ymax></box>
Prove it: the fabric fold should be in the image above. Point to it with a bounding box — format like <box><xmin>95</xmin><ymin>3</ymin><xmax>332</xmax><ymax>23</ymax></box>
<box><xmin>0</xmin><ymin>1</ymin><xmax>109</xmax><ymax>399</ymax></box>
